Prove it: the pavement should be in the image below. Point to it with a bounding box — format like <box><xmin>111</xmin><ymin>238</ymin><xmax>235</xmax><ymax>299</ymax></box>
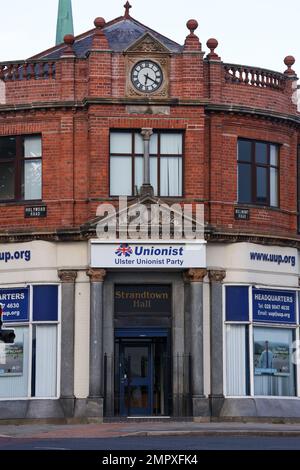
<box><xmin>1</xmin><ymin>420</ymin><xmax>300</xmax><ymax>440</ymax></box>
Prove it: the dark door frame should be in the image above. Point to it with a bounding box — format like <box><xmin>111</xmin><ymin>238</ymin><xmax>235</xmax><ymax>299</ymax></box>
<box><xmin>119</xmin><ymin>340</ymin><xmax>153</xmax><ymax>416</ymax></box>
<box><xmin>115</xmin><ymin>329</ymin><xmax>171</xmax><ymax>417</ymax></box>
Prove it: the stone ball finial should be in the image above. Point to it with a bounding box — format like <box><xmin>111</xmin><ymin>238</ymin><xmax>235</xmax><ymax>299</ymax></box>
<box><xmin>94</xmin><ymin>17</ymin><xmax>106</xmax><ymax>29</ymax></box>
<box><xmin>284</xmin><ymin>55</ymin><xmax>296</xmax><ymax>75</ymax></box>
<box><xmin>206</xmin><ymin>38</ymin><xmax>220</xmax><ymax>60</ymax></box>
<box><xmin>284</xmin><ymin>55</ymin><xmax>295</xmax><ymax>67</ymax></box>
<box><xmin>187</xmin><ymin>19</ymin><xmax>198</xmax><ymax>35</ymax></box>
<box><xmin>64</xmin><ymin>34</ymin><xmax>75</xmax><ymax>46</ymax></box>
<box><xmin>207</xmin><ymin>38</ymin><xmax>218</xmax><ymax>52</ymax></box>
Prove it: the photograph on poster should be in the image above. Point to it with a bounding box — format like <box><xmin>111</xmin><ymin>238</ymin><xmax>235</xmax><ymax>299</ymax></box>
<box><xmin>0</xmin><ymin>338</ymin><xmax>24</xmax><ymax>377</ymax></box>
<box><xmin>254</xmin><ymin>333</ymin><xmax>290</xmax><ymax>376</ymax></box>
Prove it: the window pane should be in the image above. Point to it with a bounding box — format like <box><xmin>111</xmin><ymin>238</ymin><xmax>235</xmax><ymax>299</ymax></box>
<box><xmin>110</xmin><ymin>132</ymin><xmax>132</xmax><ymax>154</ymax></box>
<box><xmin>35</xmin><ymin>325</ymin><xmax>57</xmax><ymax>397</ymax></box>
<box><xmin>0</xmin><ymin>137</ymin><xmax>16</xmax><ymax>159</ymax></box>
<box><xmin>134</xmin><ymin>156</ymin><xmax>143</xmax><ymax>195</ymax></box>
<box><xmin>33</xmin><ymin>285</ymin><xmax>58</xmax><ymax>322</ymax></box>
<box><xmin>238</xmin><ymin>163</ymin><xmax>251</xmax><ymax>203</ymax></box>
<box><xmin>24</xmin><ymin>160</ymin><xmax>42</xmax><ymax>200</ymax></box>
<box><xmin>24</xmin><ymin>136</ymin><xmax>41</xmax><ymax>158</ymax></box>
<box><xmin>149</xmin><ymin>133</ymin><xmax>158</xmax><ymax>154</ymax></box>
<box><xmin>255</xmin><ymin>142</ymin><xmax>267</xmax><ymax>164</ymax></box>
<box><xmin>270</xmin><ymin>145</ymin><xmax>278</xmax><ymax>166</ymax></box>
<box><xmin>270</xmin><ymin>167</ymin><xmax>278</xmax><ymax>207</ymax></box>
<box><xmin>0</xmin><ymin>327</ymin><xmax>29</xmax><ymax>398</ymax></box>
<box><xmin>0</xmin><ymin>162</ymin><xmax>15</xmax><ymax>200</ymax></box>
<box><xmin>150</xmin><ymin>157</ymin><xmax>158</xmax><ymax>196</ymax></box>
<box><xmin>254</xmin><ymin>327</ymin><xmax>295</xmax><ymax>397</ymax></box>
<box><xmin>160</xmin><ymin>133</ymin><xmax>182</xmax><ymax>154</ymax></box>
<box><xmin>110</xmin><ymin>156</ymin><xmax>132</xmax><ymax>195</ymax></box>
<box><xmin>256</xmin><ymin>166</ymin><xmax>267</xmax><ymax>202</ymax></box>
<box><xmin>160</xmin><ymin>157</ymin><xmax>182</xmax><ymax>196</ymax></box>
<box><xmin>226</xmin><ymin>325</ymin><xmax>247</xmax><ymax>396</ymax></box>
<box><xmin>238</xmin><ymin>140</ymin><xmax>251</xmax><ymax>162</ymax></box>
<box><xmin>134</xmin><ymin>133</ymin><xmax>144</xmax><ymax>154</ymax></box>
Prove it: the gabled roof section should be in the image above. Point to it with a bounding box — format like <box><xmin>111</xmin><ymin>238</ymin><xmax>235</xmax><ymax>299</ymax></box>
<box><xmin>125</xmin><ymin>32</ymin><xmax>171</xmax><ymax>54</ymax></box>
<box><xmin>31</xmin><ymin>16</ymin><xmax>182</xmax><ymax>60</ymax></box>
<box><xmin>81</xmin><ymin>193</ymin><xmax>202</xmax><ymax>241</ymax></box>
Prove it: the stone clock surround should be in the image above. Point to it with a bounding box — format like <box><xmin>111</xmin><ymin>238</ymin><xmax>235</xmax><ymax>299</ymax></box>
<box><xmin>125</xmin><ymin>33</ymin><xmax>171</xmax><ymax>99</ymax></box>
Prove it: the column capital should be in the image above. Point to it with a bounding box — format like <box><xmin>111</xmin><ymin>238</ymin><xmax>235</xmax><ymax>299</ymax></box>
<box><xmin>58</xmin><ymin>270</ymin><xmax>78</xmax><ymax>283</ymax></box>
<box><xmin>87</xmin><ymin>268</ymin><xmax>107</xmax><ymax>282</ymax></box>
<box><xmin>208</xmin><ymin>269</ymin><xmax>226</xmax><ymax>283</ymax></box>
<box><xmin>183</xmin><ymin>268</ymin><xmax>207</xmax><ymax>283</ymax></box>
<box><xmin>141</xmin><ymin>128</ymin><xmax>153</xmax><ymax>141</ymax></box>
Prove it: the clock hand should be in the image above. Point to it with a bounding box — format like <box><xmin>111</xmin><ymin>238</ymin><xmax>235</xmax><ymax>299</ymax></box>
<box><xmin>145</xmin><ymin>74</ymin><xmax>159</xmax><ymax>85</ymax></box>
<box><xmin>144</xmin><ymin>73</ymin><xmax>150</xmax><ymax>85</ymax></box>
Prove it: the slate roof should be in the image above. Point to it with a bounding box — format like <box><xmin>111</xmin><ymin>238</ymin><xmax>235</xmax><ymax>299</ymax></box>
<box><xmin>32</xmin><ymin>17</ymin><xmax>183</xmax><ymax>60</ymax></box>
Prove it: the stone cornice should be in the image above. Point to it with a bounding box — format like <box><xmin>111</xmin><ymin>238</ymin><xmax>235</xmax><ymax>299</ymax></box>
<box><xmin>0</xmin><ymin>99</ymin><xmax>299</xmax><ymax>126</ymax></box>
<box><xmin>0</xmin><ymin>227</ymin><xmax>300</xmax><ymax>248</ymax></box>
<box><xmin>206</xmin><ymin>230</ymin><xmax>300</xmax><ymax>249</ymax></box>
<box><xmin>206</xmin><ymin>103</ymin><xmax>300</xmax><ymax>126</ymax></box>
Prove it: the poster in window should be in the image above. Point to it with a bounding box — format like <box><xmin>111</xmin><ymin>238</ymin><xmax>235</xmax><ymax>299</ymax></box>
<box><xmin>0</xmin><ymin>337</ymin><xmax>23</xmax><ymax>377</ymax></box>
<box><xmin>254</xmin><ymin>339</ymin><xmax>290</xmax><ymax>376</ymax></box>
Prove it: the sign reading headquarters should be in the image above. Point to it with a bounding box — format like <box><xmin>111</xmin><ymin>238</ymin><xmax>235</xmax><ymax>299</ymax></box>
<box><xmin>252</xmin><ymin>289</ymin><xmax>296</xmax><ymax>324</ymax></box>
<box><xmin>0</xmin><ymin>288</ymin><xmax>29</xmax><ymax>322</ymax></box>
<box><xmin>226</xmin><ymin>286</ymin><xmax>296</xmax><ymax>324</ymax></box>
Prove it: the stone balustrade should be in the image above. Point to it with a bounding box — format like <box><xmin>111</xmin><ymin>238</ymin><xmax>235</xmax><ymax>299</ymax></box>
<box><xmin>224</xmin><ymin>63</ymin><xmax>286</xmax><ymax>90</ymax></box>
<box><xmin>0</xmin><ymin>60</ymin><xmax>56</xmax><ymax>81</ymax></box>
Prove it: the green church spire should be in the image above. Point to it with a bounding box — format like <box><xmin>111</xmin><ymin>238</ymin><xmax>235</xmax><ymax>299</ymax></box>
<box><xmin>56</xmin><ymin>0</ymin><xmax>74</xmax><ymax>45</ymax></box>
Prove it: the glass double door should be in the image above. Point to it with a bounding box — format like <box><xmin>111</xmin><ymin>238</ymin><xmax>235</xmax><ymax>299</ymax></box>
<box><xmin>117</xmin><ymin>338</ymin><xmax>169</xmax><ymax>416</ymax></box>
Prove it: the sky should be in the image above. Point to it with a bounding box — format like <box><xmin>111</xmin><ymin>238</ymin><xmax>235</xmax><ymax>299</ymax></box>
<box><xmin>0</xmin><ymin>0</ymin><xmax>299</xmax><ymax>74</ymax></box>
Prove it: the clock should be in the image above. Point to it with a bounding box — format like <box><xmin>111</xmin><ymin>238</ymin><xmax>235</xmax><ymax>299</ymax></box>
<box><xmin>131</xmin><ymin>60</ymin><xmax>163</xmax><ymax>93</ymax></box>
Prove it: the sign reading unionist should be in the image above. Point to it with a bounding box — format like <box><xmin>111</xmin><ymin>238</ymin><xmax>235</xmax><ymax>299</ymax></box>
<box><xmin>252</xmin><ymin>289</ymin><xmax>296</xmax><ymax>324</ymax></box>
<box><xmin>90</xmin><ymin>241</ymin><xmax>206</xmax><ymax>269</ymax></box>
<box><xmin>0</xmin><ymin>288</ymin><xmax>29</xmax><ymax>323</ymax></box>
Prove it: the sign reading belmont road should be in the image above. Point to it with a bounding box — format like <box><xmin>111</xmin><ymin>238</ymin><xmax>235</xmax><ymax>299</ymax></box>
<box><xmin>90</xmin><ymin>241</ymin><xmax>206</xmax><ymax>269</ymax></box>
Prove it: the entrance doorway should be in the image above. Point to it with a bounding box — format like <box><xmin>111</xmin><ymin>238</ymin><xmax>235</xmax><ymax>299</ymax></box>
<box><xmin>115</xmin><ymin>334</ymin><xmax>171</xmax><ymax>416</ymax></box>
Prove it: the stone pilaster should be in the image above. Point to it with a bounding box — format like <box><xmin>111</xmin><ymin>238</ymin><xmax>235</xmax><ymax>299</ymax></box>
<box><xmin>86</xmin><ymin>268</ymin><xmax>107</xmax><ymax>418</ymax></box>
<box><xmin>140</xmin><ymin>128</ymin><xmax>153</xmax><ymax>196</ymax></box>
<box><xmin>58</xmin><ymin>269</ymin><xmax>78</xmax><ymax>417</ymax></box>
<box><xmin>208</xmin><ymin>269</ymin><xmax>226</xmax><ymax>417</ymax></box>
<box><xmin>183</xmin><ymin>268</ymin><xmax>208</xmax><ymax>416</ymax></box>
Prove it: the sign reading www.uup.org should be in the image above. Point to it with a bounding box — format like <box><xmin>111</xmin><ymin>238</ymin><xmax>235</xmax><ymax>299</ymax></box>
<box><xmin>90</xmin><ymin>241</ymin><xmax>206</xmax><ymax>269</ymax></box>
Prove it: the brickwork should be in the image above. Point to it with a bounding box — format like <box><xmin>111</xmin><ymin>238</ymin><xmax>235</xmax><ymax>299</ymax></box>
<box><xmin>0</xmin><ymin>15</ymin><xmax>299</xmax><ymax>241</ymax></box>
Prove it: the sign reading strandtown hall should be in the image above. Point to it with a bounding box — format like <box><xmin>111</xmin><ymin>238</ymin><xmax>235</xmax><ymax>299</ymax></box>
<box><xmin>115</xmin><ymin>285</ymin><xmax>172</xmax><ymax>314</ymax></box>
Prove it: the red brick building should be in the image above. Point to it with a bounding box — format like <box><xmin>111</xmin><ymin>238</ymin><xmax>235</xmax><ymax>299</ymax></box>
<box><xmin>0</xmin><ymin>4</ymin><xmax>299</xmax><ymax>420</ymax></box>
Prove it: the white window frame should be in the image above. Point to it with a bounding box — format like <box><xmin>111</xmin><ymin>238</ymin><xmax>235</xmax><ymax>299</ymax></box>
<box><xmin>0</xmin><ymin>283</ymin><xmax>61</xmax><ymax>401</ymax></box>
<box><xmin>224</xmin><ymin>284</ymin><xmax>300</xmax><ymax>399</ymax></box>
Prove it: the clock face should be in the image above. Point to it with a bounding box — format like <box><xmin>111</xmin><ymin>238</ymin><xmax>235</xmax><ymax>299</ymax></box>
<box><xmin>131</xmin><ymin>60</ymin><xmax>163</xmax><ymax>93</ymax></box>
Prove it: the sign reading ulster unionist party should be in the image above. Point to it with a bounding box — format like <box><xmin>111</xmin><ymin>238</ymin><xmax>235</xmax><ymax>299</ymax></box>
<box><xmin>0</xmin><ymin>288</ymin><xmax>29</xmax><ymax>323</ymax></box>
<box><xmin>90</xmin><ymin>241</ymin><xmax>206</xmax><ymax>269</ymax></box>
<box><xmin>252</xmin><ymin>289</ymin><xmax>296</xmax><ymax>324</ymax></box>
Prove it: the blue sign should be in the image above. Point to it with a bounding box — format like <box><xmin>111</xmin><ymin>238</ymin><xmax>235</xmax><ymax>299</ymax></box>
<box><xmin>252</xmin><ymin>289</ymin><xmax>296</xmax><ymax>324</ymax></box>
<box><xmin>226</xmin><ymin>286</ymin><xmax>249</xmax><ymax>322</ymax></box>
<box><xmin>0</xmin><ymin>288</ymin><xmax>29</xmax><ymax>323</ymax></box>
